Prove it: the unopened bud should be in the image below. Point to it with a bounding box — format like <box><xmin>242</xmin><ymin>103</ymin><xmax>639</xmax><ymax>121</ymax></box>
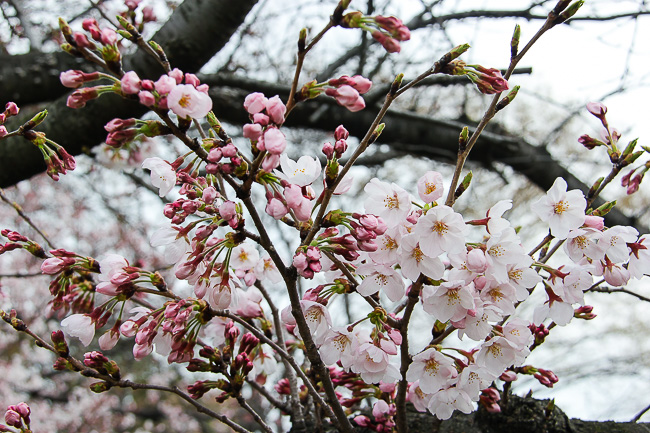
<box><xmin>58</xmin><ymin>17</ymin><xmax>72</xmax><ymax>38</ymax></box>
<box><xmin>496</xmin><ymin>85</ymin><xmax>520</xmax><ymax>112</ymax></box>
<box><xmin>554</xmin><ymin>0</ymin><xmax>584</xmax><ymax>25</ymax></box>
<box><xmin>390</xmin><ymin>73</ymin><xmax>404</xmax><ymax>95</ymax></box>
<box><xmin>298</xmin><ymin>28</ymin><xmax>307</xmax><ymax>52</ymax></box>
<box><xmin>89</xmin><ymin>381</ymin><xmax>111</xmax><ymax>393</ymax></box>
<box><xmin>588</xmin><ymin>176</ymin><xmax>604</xmax><ymax>198</ymax></box>
<box><xmin>454</xmin><ymin>171</ymin><xmax>472</xmax><ymax>200</ymax></box>
<box><xmin>368</xmin><ymin>123</ymin><xmax>385</xmax><ymax>144</ymax></box>
<box><xmin>116</xmin><ymin>15</ymin><xmax>137</xmax><ymax>34</ymax></box>
<box><xmin>592</xmin><ymin>200</ymin><xmax>616</xmax><ymax>217</ymax></box>
<box><xmin>458</xmin><ymin>126</ymin><xmax>469</xmax><ymax>150</ymax></box>
<box><xmin>117</xmin><ymin>29</ymin><xmax>133</xmax><ymax>40</ymax></box>
<box><xmin>623</xmin><ymin>150</ymin><xmax>644</xmax><ymax>167</ymax></box>
<box><xmin>25</xmin><ymin>110</ymin><xmax>48</xmax><ymax>130</ymax></box>
<box><xmin>511</xmin><ymin>24</ymin><xmax>521</xmax><ymax>58</ymax></box>
<box><xmin>621</xmin><ymin>138</ymin><xmax>638</xmax><ymax>158</ymax></box>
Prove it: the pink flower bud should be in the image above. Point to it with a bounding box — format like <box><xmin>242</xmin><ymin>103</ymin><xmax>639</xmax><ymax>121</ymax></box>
<box><xmin>4</xmin><ymin>102</ymin><xmax>18</xmax><ymax>116</ymax></box>
<box><xmin>371</xmin><ymin>30</ymin><xmax>401</xmax><ymax>53</ymax></box>
<box><xmin>105</xmin><ymin>118</ymin><xmax>137</xmax><ymax>132</ymax></box>
<box><xmin>138</xmin><ymin>90</ymin><xmax>156</xmax><ymax>106</ymax></box>
<box><xmin>334</xmin><ymin>124</ymin><xmax>349</xmax><ymax>141</ymax></box>
<box><xmin>60</xmin><ymin>70</ymin><xmax>99</xmax><ymax>89</ymax></box>
<box><xmin>100</xmin><ymin>28</ymin><xmax>117</xmax><ymax>45</ymax></box>
<box><xmin>169</xmin><ymin>68</ymin><xmax>184</xmax><ymax>84</ymax></box>
<box><xmin>73</xmin><ymin>32</ymin><xmax>95</xmax><ymax>49</ymax></box>
<box><xmin>4</xmin><ymin>410</ymin><xmax>21</xmax><ymax>428</ymax></box>
<box><xmin>82</xmin><ymin>18</ymin><xmax>99</xmax><ymax>32</ymax></box>
<box><xmin>121</xmin><ymin>71</ymin><xmax>141</xmax><ymax>95</ymax></box>
<box><xmin>244</xmin><ymin>92</ymin><xmax>268</xmax><ymax>115</ymax></box>
<box><xmin>263</xmin><ymin>127</ymin><xmax>287</xmax><ymax>154</ymax></box>
<box><xmin>155</xmin><ymin>75</ymin><xmax>177</xmax><ymax>95</ymax></box>
<box><xmin>243</xmin><ymin>123</ymin><xmax>263</xmax><ymax>141</ymax></box>
<box><xmin>221</xmin><ymin>143</ymin><xmax>238</xmax><ymax>158</ymax></box>
<box><xmin>0</xmin><ymin>126</ymin><xmax>7</xmax><ymax>137</ymax></box>
<box><xmin>125</xmin><ymin>0</ymin><xmax>141</xmax><ymax>10</ymax></box>
<box><xmin>184</xmin><ymin>73</ymin><xmax>200</xmax><ymax>86</ymax></box>
<box><xmin>219</xmin><ymin>201</ymin><xmax>237</xmax><ymax>220</ymax></box>
<box><xmin>583</xmin><ymin>215</ymin><xmax>604</xmax><ymax>230</ymax></box>
<box><xmin>322</xmin><ymin>141</ymin><xmax>334</xmax><ymax>159</ymax></box>
<box><xmin>466</xmin><ymin>248</ymin><xmax>488</xmax><ymax>273</ymax></box>
<box><xmin>142</xmin><ymin>6</ymin><xmax>157</xmax><ymax>22</ymax></box>
<box><xmin>266</xmin><ymin>95</ymin><xmax>286</xmax><ymax>125</ymax></box>
<box><xmin>586</xmin><ymin>102</ymin><xmax>607</xmax><ymax>121</ymax></box>
<box><xmin>67</xmin><ymin>87</ymin><xmax>99</xmax><ymax>108</ymax></box>
<box><xmin>266</xmin><ymin>197</ymin><xmax>288</xmax><ymax>219</ymax></box>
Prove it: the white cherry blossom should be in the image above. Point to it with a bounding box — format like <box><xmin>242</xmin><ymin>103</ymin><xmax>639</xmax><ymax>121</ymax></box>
<box><xmin>531</xmin><ymin>177</ymin><xmax>586</xmax><ymax>240</ymax></box>
<box><xmin>277</xmin><ymin>154</ymin><xmax>321</xmax><ymax>187</ymax></box>
<box><xmin>142</xmin><ymin>157</ymin><xmax>176</xmax><ymax>197</ymax></box>
<box><xmin>364</xmin><ymin>178</ymin><xmax>411</xmax><ymax>226</ymax></box>
<box><xmin>61</xmin><ymin>314</ymin><xmax>95</xmax><ymax>346</ymax></box>
<box><xmin>406</xmin><ymin>348</ymin><xmax>457</xmax><ymax>394</ymax></box>
<box><xmin>414</xmin><ymin>205</ymin><xmax>467</xmax><ymax>257</ymax></box>
<box><xmin>356</xmin><ymin>262</ymin><xmax>405</xmax><ymax>301</ymax></box>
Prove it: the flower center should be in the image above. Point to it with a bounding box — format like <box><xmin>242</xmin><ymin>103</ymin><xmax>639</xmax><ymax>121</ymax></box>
<box><xmin>554</xmin><ymin>200</ymin><xmax>569</xmax><ymax>214</ymax></box>
<box><xmin>433</xmin><ymin>221</ymin><xmax>448</xmax><ymax>235</ymax></box>
<box><xmin>178</xmin><ymin>94</ymin><xmax>191</xmax><ymax>108</ymax></box>
<box><xmin>424</xmin><ymin>359</ymin><xmax>440</xmax><ymax>375</ymax></box>
<box><xmin>425</xmin><ymin>182</ymin><xmax>437</xmax><ymax>195</ymax></box>
<box><xmin>384</xmin><ymin>193</ymin><xmax>399</xmax><ymax>210</ymax></box>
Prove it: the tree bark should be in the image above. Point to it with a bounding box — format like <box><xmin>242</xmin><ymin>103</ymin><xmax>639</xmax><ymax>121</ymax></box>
<box><xmin>291</xmin><ymin>395</ymin><xmax>650</xmax><ymax>433</ymax></box>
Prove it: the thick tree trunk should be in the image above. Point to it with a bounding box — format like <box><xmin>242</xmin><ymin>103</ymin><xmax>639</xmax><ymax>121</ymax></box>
<box><xmin>291</xmin><ymin>395</ymin><xmax>649</xmax><ymax>433</ymax></box>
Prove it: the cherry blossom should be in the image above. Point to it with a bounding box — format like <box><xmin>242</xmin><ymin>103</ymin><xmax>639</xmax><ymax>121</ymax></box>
<box><xmin>364</xmin><ymin>178</ymin><xmax>411</xmax><ymax>226</ymax></box>
<box><xmin>414</xmin><ymin>205</ymin><xmax>467</xmax><ymax>257</ymax></box>
<box><xmin>416</xmin><ymin>171</ymin><xmax>444</xmax><ymax>203</ymax></box>
<box><xmin>427</xmin><ymin>387</ymin><xmax>474</xmax><ymax>420</ymax></box>
<box><xmin>277</xmin><ymin>154</ymin><xmax>321</xmax><ymax>187</ymax></box>
<box><xmin>406</xmin><ymin>348</ymin><xmax>457</xmax><ymax>394</ymax></box>
<box><xmin>61</xmin><ymin>314</ymin><xmax>95</xmax><ymax>346</ymax></box>
<box><xmin>531</xmin><ymin>177</ymin><xmax>586</xmax><ymax>240</ymax></box>
<box><xmin>628</xmin><ymin>236</ymin><xmax>650</xmax><ymax>279</ymax></box>
<box><xmin>356</xmin><ymin>262</ymin><xmax>405</xmax><ymax>301</ymax></box>
<box><xmin>421</xmin><ymin>281</ymin><xmax>475</xmax><ymax>322</ymax></box>
<box><xmin>167</xmin><ymin>84</ymin><xmax>212</xmax><ymax>119</ymax></box>
<box><xmin>398</xmin><ymin>234</ymin><xmax>444</xmax><ymax>280</ymax></box>
<box><xmin>142</xmin><ymin>157</ymin><xmax>176</xmax><ymax>197</ymax></box>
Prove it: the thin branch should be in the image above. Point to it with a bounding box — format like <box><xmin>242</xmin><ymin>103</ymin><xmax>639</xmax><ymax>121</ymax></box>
<box><xmin>631</xmin><ymin>402</ymin><xmax>650</xmax><ymax>423</ymax></box>
<box><xmin>0</xmin><ymin>187</ymin><xmax>56</xmax><ymax>250</ymax></box>
<box><xmin>588</xmin><ymin>286</ymin><xmax>650</xmax><ymax>303</ymax></box>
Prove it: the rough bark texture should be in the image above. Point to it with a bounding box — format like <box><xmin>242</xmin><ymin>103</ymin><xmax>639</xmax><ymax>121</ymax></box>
<box><xmin>291</xmin><ymin>396</ymin><xmax>650</xmax><ymax>433</ymax></box>
<box><xmin>0</xmin><ymin>0</ymin><xmax>259</xmax><ymax>188</ymax></box>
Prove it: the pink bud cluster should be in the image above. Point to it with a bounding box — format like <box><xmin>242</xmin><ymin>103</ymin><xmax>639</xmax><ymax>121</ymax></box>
<box><xmin>341</xmin><ymin>12</ymin><xmax>410</xmax><ymax>53</ymax></box>
<box><xmin>293</xmin><ymin>246</ymin><xmax>322</xmax><ymax>279</ymax></box>
<box><xmin>81</xmin><ymin>18</ymin><xmax>118</xmax><ymax>46</ymax></box>
<box><xmin>325</xmin><ymin>75</ymin><xmax>372</xmax><ymax>112</ymax></box>
<box><xmin>2</xmin><ymin>402</ymin><xmax>30</xmax><ymax>431</ymax></box>
<box><xmin>299</xmin><ymin>75</ymin><xmax>372</xmax><ymax>112</ymax></box>
<box><xmin>242</xmin><ymin>92</ymin><xmax>287</xmax><ymax>170</ymax></box>
<box><xmin>0</xmin><ymin>101</ymin><xmax>19</xmax><ymax>137</ymax></box>
<box><xmin>122</xmin><ymin>0</ymin><xmax>156</xmax><ymax>24</ymax></box>
<box><xmin>0</xmin><ymin>229</ymin><xmax>45</xmax><ymax>259</ymax></box>
<box><xmin>465</xmin><ymin>64</ymin><xmax>509</xmax><ymax>94</ymax></box>
<box><xmin>121</xmin><ymin>69</ymin><xmax>212</xmax><ymax>120</ymax></box>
